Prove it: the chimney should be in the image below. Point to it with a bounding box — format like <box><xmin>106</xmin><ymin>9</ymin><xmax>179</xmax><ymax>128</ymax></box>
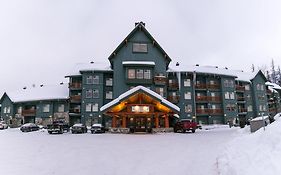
<box><xmin>40</xmin><ymin>84</ymin><xmax>43</xmax><ymax>87</ymax></box>
<box><xmin>196</xmin><ymin>64</ymin><xmax>199</xmax><ymax>66</ymax></box>
<box><xmin>225</xmin><ymin>67</ymin><xmax>228</xmax><ymax>70</ymax></box>
<box><xmin>176</xmin><ymin>62</ymin><xmax>179</xmax><ymax>66</ymax></box>
<box><xmin>90</xmin><ymin>61</ymin><xmax>94</xmax><ymax>64</ymax></box>
<box><xmin>23</xmin><ymin>87</ymin><xmax>27</xmax><ymax>90</ymax></box>
<box><xmin>60</xmin><ymin>82</ymin><xmax>64</xmax><ymax>85</ymax></box>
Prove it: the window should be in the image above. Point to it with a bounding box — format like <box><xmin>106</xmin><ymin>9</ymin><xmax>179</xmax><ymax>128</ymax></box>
<box><xmin>224</xmin><ymin>80</ymin><xmax>234</xmax><ymax>87</ymax></box>
<box><xmin>86</xmin><ymin>76</ymin><xmax>93</xmax><ymax>84</ymax></box>
<box><xmin>184</xmin><ymin>92</ymin><xmax>192</xmax><ymax>100</ymax></box>
<box><xmin>245</xmin><ymin>84</ymin><xmax>250</xmax><ymax>90</ymax></box>
<box><xmin>229</xmin><ymin>80</ymin><xmax>234</xmax><ymax>87</ymax></box>
<box><xmin>136</xmin><ymin>69</ymin><xmax>144</xmax><ymax>79</ymax></box>
<box><xmin>230</xmin><ymin>92</ymin><xmax>235</xmax><ymax>99</ymax></box>
<box><xmin>58</xmin><ymin>104</ymin><xmax>65</xmax><ymax>113</ymax></box>
<box><xmin>185</xmin><ymin>105</ymin><xmax>192</xmax><ymax>113</ymax></box>
<box><xmin>156</xmin><ymin>87</ymin><xmax>164</xmax><ymax>97</ymax></box>
<box><xmin>247</xmin><ymin>94</ymin><xmax>251</xmax><ymax>100</ymax></box>
<box><xmin>133</xmin><ymin>43</ymin><xmax>148</xmax><ymax>53</ymax></box>
<box><xmin>144</xmin><ymin>69</ymin><xmax>151</xmax><ymax>79</ymax></box>
<box><xmin>17</xmin><ymin>107</ymin><xmax>22</xmax><ymax>114</ymax></box>
<box><xmin>106</xmin><ymin>78</ymin><xmax>113</xmax><ymax>86</ymax></box>
<box><xmin>259</xmin><ymin>105</ymin><xmax>263</xmax><ymax>111</ymax></box>
<box><xmin>183</xmin><ymin>79</ymin><xmax>191</xmax><ymax>87</ymax></box>
<box><xmin>225</xmin><ymin>92</ymin><xmax>230</xmax><ymax>99</ymax></box>
<box><xmin>210</xmin><ymin>80</ymin><xmax>215</xmax><ymax>85</ymax></box>
<box><xmin>224</xmin><ymin>80</ymin><xmax>228</xmax><ymax>87</ymax></box>
<box><xmin>43</xmin><ymin>104</ymin><xmax>50</xmax><ymax>113</ymax></box>
<box><xmin>247</xmin><ymin>105</ymin><xmax>253</xmax><ymax>112</ymax></box>
<box><xmin>92</xmin><ymin>103</ymin><xmax>99</xmax><ymax>112</ymax></box>
<box><xmin>106</xmin><ymin>91</ymin><xmax>113</xmax><ymax>99</ymax></box>
<box><xmin>257</xmin><ymin>84</ymin><xmax>260</xmax><ymax>90</ymax></box>
<box><xmin>211</xmin><ymin>105</ymin><xmax>216</xmax><ymax>109</ymax></box>
<box><xmin>93</xmin><ymin>89</ymin><xmax>99</xmax><ymax>98</ymax></box>
<box><xmin>86</xmin><ymin>103</ymin><xmax>92</xmax><ymax>112</ymax></box>
<box><xmin>260</xmin><ymin>85</ymin><xmax>264</xmax><ymax>91</ymax></box>
<box><xmin>210</xmin><ymin>92</ymin><xmax>215</xmax><ymax>97</ymax></box>
<box><xmin>172</xmin><ymin>92</ymin><xmax>177</xmax><ymax>96</ymax></box>
<box><xmin>7</xmin><ymin>107</ymin><xmax>11</xmax><ymax>113</ymax></box>
<box><xmin>86</xmin><ymin>90</ymin><xmax>92</xmax><ymax>98</ymax></box>
<box><xmin>93</xmin><ymin>75</ymin><xmax>99</xmax><ymax>84</ymax></box>
<box><xmin>128</xmin><ymin>69</ymin><xmax>135</xmax><ymax>79</ymax></box>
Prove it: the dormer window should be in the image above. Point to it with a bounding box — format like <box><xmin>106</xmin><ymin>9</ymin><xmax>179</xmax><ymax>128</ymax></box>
<box><xmin>133</xmin><ymin>43</ymin><xmax>148</xmax><ymax>53</ymax></box>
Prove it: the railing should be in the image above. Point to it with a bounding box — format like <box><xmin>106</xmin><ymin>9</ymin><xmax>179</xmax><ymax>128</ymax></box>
<box><xmin>154</xmin><ymin>76</ymin><xmax>167</xmax><ymax>85</ymax></box>
<box><xmin>207</xmin><ymin>96</ymin><xmax>221</xmax><ymax>102</ymax></box>
<box><xmin>196</xmin><ymin>109</ymin><xmax>223</xmax><ymax>115</ymax></box>
<box><xmin>238</xmin><ymin>108</ymin><xmax>247</xmax><ymax>113</ymax></box>
<box><xmin>207</xmin><ymin>84</ymin><xmax>220</xmax><ymax>89</ymax></box>
<box><xmin>70</xmin><ymin>95</ymin><xmax>82</xmax><ymax>102</ymax></box>
<box><xmin>196</xmin><ymin>109</ymin><xmax>209</xmax><ymax>115</ymax></box>
<box><xmin>237</xmin><ymin>97</ymin><xmax>245</xmax><ymax>101</ymax></box>
<box><xmin>195</xmin><ymin>96</ymin><xmax>208</xmax><ymax>101</ymax></box>
<box><xmin>208</xmin><ymin>109</ymin><xmax>223</xmax><ymax>115</ymax></box>
<box><xmin>167</xmin><ymin>95</ymin><xmax>180</xmax><ymax>103</ymax></box>
<box><xmin>69</xmin><ymin>83</ymin><xmax>82</xmax><ymax>89</ymax></box>
<box><xmin>236</xmin><ymin>85</ymin><xmax>245</xmax><ymax>92</ymax></box>
<box><xmin>168</xmin><ymin>83</ymin><xmax>179</xmax><ymax>90</ymax></box>
<box><xmin>69</xmin><ymin>108</ymin><xmax>81</xmax><ymax>113</ymax></box>
<box><xmin>195</xmin><ymin>84</ymin><xmax>207</xmax><ymax>89</ymax></box>
<box><xmin>22</xmin><ymin>109</ymin><xmax>36</xmax><ymax>116</ymax></box>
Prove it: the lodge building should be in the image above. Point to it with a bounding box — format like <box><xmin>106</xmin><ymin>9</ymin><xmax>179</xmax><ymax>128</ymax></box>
<box><xmin>1</xmin><ymin>22</ymin><xmax>281</xmax><ymax>132</ymax></box>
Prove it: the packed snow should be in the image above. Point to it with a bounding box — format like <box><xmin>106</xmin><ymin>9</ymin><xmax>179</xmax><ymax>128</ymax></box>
<box><xmin>0</xmin><ymin>126</ymin><xmax>237</xmax><ymax>175</ymax></box>
<box><xmin>218</xmin><ymin>114</ymin><xmax>281</xmax><ymax>175</ymax></box>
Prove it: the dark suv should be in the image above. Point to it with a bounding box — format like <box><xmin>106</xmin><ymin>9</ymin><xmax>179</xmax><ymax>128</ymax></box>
<box><xmin>47</xmin><ymin>121</ymin><xmax>69</xmax><ymax>134</ymax></box>
<box><xmin>174</xmin><ymin>119</ymin><xmax>198</xmax><ymax>133</ymax></box>
<box><xmin>71</xmin><ymin>123</ymin><xmax>87</xmax><ymax>134</ymax></box>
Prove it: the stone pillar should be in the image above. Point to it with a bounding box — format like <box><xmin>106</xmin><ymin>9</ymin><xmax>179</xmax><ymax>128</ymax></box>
<box><xmin>155</xmin><ymin>114</ymin><xmax>159</xmax><ymax>128</ymax></box>
<box><xmin>164</xmin><ymin>115</ymin><xmax>169</xmax><ymax>128</ymax></box>
<box><xmin>112</xmin><ymin>116</ymin><xmax>117</xmax><ymax>128</ymax></box>
<box><xmin>122</xmin><ymin>115</ymin><xmax>126</xmax><ymax>128</ymax></box>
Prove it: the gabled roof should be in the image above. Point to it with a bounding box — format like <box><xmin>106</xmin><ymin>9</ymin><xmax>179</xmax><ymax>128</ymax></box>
<box><xmin>1</xmin><ymin>84</ymin><xmax>69</xmax><ymax>103</ymax></box>
<box><xmin>65</xmin><ymin>62</ymin><xmax>112</xmax><ymax>77</ymax></box>
<box><xmin>100</xmin><ymin>85</ymin><xmax>180</xmax><ymax>113</ymax></box>
<box><xmin>108</xmin><ymin>22</ymin><xmax>171</xmax><ymax>66</ymax></box>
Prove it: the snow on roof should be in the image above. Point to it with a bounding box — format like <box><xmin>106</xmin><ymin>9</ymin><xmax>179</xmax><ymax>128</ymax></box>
<box><xmin>100</xmin><ymin>86</ymin><xmax>180</xmax><ymax>112</ymax></box>
<box><xmin>251</xmin><ymin>115</ymin><xmax>269</xmax><ymax>121</ymax></box>
<box><xmin>168</xmin><ymin>63</ymin><xmax>259</xmax><ymax>82</ymax></box>
<box><xmin>66</xmin><ymin>62</ymin><xmax>112</xmax><ymax>76</ymax></box>
<box><xmin>265</xmin><ymin>82</ymin><xmax>281</xmax><ymax>90</ymax></box>
<box><xmin>122</xmin><ymin>61</ymin><xmax>155</xmax><ymax>66</ymax></box>
<box><xmin>6</xmin><ymin>84</ymin><xmax>69</xmax><ymax>103</ymax></box>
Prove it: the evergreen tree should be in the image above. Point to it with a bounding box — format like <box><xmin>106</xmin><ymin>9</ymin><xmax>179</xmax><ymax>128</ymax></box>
<box><xmin>271</xmin><ymin>59</ymin><xmax>277</xmax><ymax>83</ymax></box>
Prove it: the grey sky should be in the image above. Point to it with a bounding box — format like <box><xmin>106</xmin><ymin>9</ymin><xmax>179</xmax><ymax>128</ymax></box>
<box><xmin>1</xmin><ymin>0</ymin><xmax>281</xmax><ymax>96</ymax></box>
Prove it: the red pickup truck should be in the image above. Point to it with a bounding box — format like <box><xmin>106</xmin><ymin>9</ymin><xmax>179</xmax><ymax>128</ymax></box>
<box><xmin>174</xmin><ymin>119</ymin><xmax>198</xmax><ymax>133</ymax></box>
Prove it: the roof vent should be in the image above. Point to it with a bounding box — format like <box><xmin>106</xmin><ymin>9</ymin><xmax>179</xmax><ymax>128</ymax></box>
<box><xmin>40</xmin><ymin>84</ymin><xmax>43</xmax><ymax>87</ymax></box>
<box><xmin>196</xmin><ymin>64</ymin><xmax>199</xmax><ymax>66</ymax></box>
<box><xmin>225</xmin><ymin>67</ymin><xmax>228</xmax><ymax>69</ymax></box>
<box><xmin>215</xmin><ymin>66</ymin><xmax>218</xmax><ymax>68</ymax></box>
<box><xmin>90</xmin><ymin>61</ymin><xmax>94</xmax><ymax>64</ymax></box>
<box><xmin>176</xmin><ymin>62</ymin><xmax>180</xmax><ymax>66</ymax></box>
<box><xmin>23</xmin><ymin>87</ymin><xmax>27</xmax><ymax>90</ymax></box>
<box><xmin>60</xmin><ymin>82</ymin><xmax>64</xmax><ymax>85</ymax></box>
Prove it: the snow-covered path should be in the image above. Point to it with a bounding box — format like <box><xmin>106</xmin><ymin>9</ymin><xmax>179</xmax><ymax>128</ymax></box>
<box><xmin>0</xmin><ymin>127</ymin><xmax>237</xmax><ymax>175</ymax></box>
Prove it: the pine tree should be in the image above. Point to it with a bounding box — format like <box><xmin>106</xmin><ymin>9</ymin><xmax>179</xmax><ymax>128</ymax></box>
<box><xmin>271</xmin><ymin>59</ymin><xmax>277</xmax><ymax>83</ymax></box>
<box><xmin>277</xmin><ymin>66</ymin><xmax>281</xmax><ymax>85</ymax></box>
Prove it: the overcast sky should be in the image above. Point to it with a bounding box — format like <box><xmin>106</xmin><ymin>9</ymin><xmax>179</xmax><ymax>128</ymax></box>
<box><xmin>1</xmin><ymin>0</ymin><xmax>281</xmax><ymax>96</ymax></box>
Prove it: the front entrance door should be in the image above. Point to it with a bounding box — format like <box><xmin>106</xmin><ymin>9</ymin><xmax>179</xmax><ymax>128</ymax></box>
<box><xmin>135</xmin><ymin>117</ymin><xmax>147</xmax><ymax>132</ymax></box>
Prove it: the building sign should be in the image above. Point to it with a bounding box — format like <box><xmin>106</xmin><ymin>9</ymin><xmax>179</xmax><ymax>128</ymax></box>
<box><xmin>131</xmin><ymin>106</ymin><xmax>150</xmax><ymax>113</ymax></box>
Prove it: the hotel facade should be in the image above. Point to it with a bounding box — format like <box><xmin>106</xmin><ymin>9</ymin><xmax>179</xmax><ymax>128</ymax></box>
<box><xmin>1</xmin><ymin>22</ymin><xmax>280</xmax><ymax>132</ymax></box>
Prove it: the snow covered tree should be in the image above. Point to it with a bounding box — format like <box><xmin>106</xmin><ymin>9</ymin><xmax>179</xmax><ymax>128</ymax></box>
<box><xmin>271</xmin><ymin>59</ymin><xmax>277</xmax><ymax>83</ymax></box>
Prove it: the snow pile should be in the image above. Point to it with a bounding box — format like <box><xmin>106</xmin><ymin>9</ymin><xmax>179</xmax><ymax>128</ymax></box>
<box><xmin>218</xmin><ymin>115</ymin><xmax>281</xmax><ymax>175</ymax></box>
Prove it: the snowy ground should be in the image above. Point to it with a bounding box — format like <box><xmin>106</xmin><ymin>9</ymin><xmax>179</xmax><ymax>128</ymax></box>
<box><xmin>0</xmin><ymin>126</ymin><xmax>238</xmax><ymax>175</ymax></box>
<box><xmin>218</xmin><ymin>115</ymin><xmax>281</xmax><ymax>175</ymax></box>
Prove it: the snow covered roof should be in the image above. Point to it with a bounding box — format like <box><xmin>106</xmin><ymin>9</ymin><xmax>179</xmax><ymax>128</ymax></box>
<box><xmin>251</xmin><ymin>115</ymin><xmax>269</xmax><ymax>121</ymax></box>
<box><xmin>4</xmin><ymin>84</ymin><xmax>69</xmax><ymax>103</ymax></box>
<box><xmin>100</xmin><ymin>86</ymin><xmax>180</xmax><ymax>112</ymax></box>
<box><xmin>122</xmin><ymin>61</ymin><xmax>155</xmax><ymax>66</ymax></box>
<box><xmin>66</xmin><ymin>62</ymin><xmax>112</xmax><ymax>77</ymax></box>
<box><xmin>265</xmin><ymin>82</ymin><xmax>281</xmax><ymax>90</ymax></box>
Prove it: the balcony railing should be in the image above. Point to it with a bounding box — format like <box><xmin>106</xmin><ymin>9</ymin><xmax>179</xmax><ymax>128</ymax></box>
<box><xmin>69</xmin><ymin>108</ymin><xmax>81</xmax><ymax>113</ymax></box>
<box><xmin>69</xmin><ymin>83</ymin><xmax>82</xmax><ymax>89</ymax></box>
<box><xmin>168</xmin><ymin>95</ymin><xmax>180</xmax><ymax>103</ymax></box>
<box><xmin>208</xmin><ymin>109</ymin><xmax>223</xmax><ymax>115</ymax></box>
<box><xmin>207</xmin><ymin>96</ymin><xmax>221</xmax><ymax>102</ymax></box>
<box><xmin>195</xmin><ymin>84</ymin><xmax>207</xmax><ymax>89</ymax></box>
<box><xmin>196</xmin><ymin>109</ymin><xmax>209</xmax><ymax>115</ymax></box>
<box><xmin>236</xmin><ymin>85</ymin><xmax>245</xmax><ymax>92</ymax></box>
<box><xmin>168</xmin><ymin>83</ymin><xmax>179</xmax><ymax>90</ymax></box>
<box><xmin>196</xmin><ymin>109</ymin><xmax>223</xmax><ymax>115</ymax></box>
<box><xmin>70</xmin><ymin>95</ymin><xmax>82</xmax><ymax>103</ymax></box>
<box><xmin>237</xmin><ymin>97</ymin><xmax>245</xmax><ymax>101</ymax></box>
<box><xmin>154</xmin><ymin>76</ymin><xmax>167</xmax><ymax>85</ymax></box>
<box><xmin>238</xmin><ymin>108</ymin><xmax>247</xmax><ymax>113</ymax></box>
<box><xmin>22</xmin><ymin>109</ymin><xmax>36</xmax><ymax>116</ymax></box>
<box><xmin>195</xmin><ymin>96</ymin><xmax>208</xmax><ymax>102</ymax></box>
<box><xmin>207</xmin><ymin>84</ymin><xmax>220</xmax><ymax>90</ymax></box>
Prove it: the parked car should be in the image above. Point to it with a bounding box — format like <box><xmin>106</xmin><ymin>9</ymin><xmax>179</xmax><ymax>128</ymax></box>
<box><xmin>20</xmin><ymin>123</ymin><xmax>40</xmax><ymax>132</ymax></box>
<box><xmin>174</xmin><ymin>119</ymin><xmax>198</xmax><ymax>133</ymax></box>
<box><xmin>0</xmin><ymin>121</ymin><xmax>8</xmax><ymax>130</ymax></box>
<box><xmin>91</xmin><ymin>124</ymin><xmax>105</xmax><ymax>134</ymax></box>
<box><xmin>71</xmin><ymin>123</ymin><xmax>87</xmax><ymax>134</ymax></box>
<box><xmin>47</xmin><ymin>121</ymin><xmax>69</xmax><ymax>134</ymax></box>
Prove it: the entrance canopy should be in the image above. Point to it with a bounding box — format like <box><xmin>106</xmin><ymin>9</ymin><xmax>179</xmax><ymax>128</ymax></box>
<box><xmin>100</xmin><ymin>86</ymin><xmax>180</xmax><ymax>115</ymax></box>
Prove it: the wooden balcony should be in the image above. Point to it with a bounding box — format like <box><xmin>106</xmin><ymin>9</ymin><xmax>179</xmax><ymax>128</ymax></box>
<box><xmin>195</xmin><ymin>84</ymin><xmax>207</xmax><ymax>89</ymax></box>
<box><xmin>207</xmin><ymin>84</ymin><xmax>220</xmax><ymax>90</ymax></box>
<box><xmin>70</xmin><ymin>95</ymin><xmax>81</xmax><ymax>103</ymax></box>
<box><xmin>69</xmin><ymin>108</ymin><xmax>81</xmax><ymax>113</ymax></box>
<box><xmin>238</xmin><ymin>108</ymin><xmax>247</xmax><ymax>113</ymax></box>
<box><xmin>237</xmin><ymin>97</ymin><xmax>245</xmax><ymax>101</ymax></box>
<box><xmin>207</xmin><ymin>96</ymin><xmax>221</xmax><ymax>103</ymax></box>
<box><xmin>236</xmin><ymin>85</ymin><xmax>245</xmax><ymax>92</ymax></box>
<box><xmin>208</xmin><ymin>109</ymin><xmax>223</xmax><ymax>115</ymax></box>
<box><xmin>168</xmin><ymin>83</ymin><xmax>179</xmax><ymax>90</ymax></box>
<box><xmin>69</xmin><ymin>83</ymin><xmax>82</xmax><ymax>89</ymax></box>
<box><xmin>22</xmin><ymin>109</ymin><xmax>36</xmax><ymax>116</ymax></box>
<box><xmin>195</xmin><ymin>96</ymin><xmax>208</xmax><ymax>102</ymax></box>
<box><xmin>167</xmin><ymin>95</ymin><xmax>180</xmax><ymax>104</ymax></box>
<box><xmin>154</xmin><ymin>76</ymin><xmax>167</xmax><ymax>85</ymax></box>
<box><xmin>196</xmin><ymin>109</ymin><xmax>209</xmax><ymax>115</ymax></box>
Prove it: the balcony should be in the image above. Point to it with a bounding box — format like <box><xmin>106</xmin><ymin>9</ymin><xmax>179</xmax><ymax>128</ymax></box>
<box><xmin>168</xmin><ymin>95</ymin><xmax>180</xmax><ymax>104</ymax></box>
<box><xmin>208</xmin><ymin>109</ymin><xmax>223</xmax><ymax>115</ymax></box>
<box><xmin>196</xmin><ymin>109</ymin><xmax>209</xmax><ymax>115</ymax></box>
<box><xmin>195</xmin><ymin>96</ymin><xmax>208</xmax><ymax>102</ymax></box>
<box><xmin>195</xmin><ymin>84</ymin><xmax>207</xmax><ymax>90</ymax></box>
<box><xmin>207</xmin><ymin>96</ymin><xmax>221</xmax><ymax>103</ymax></box>
<box><xmin>22</xmin><ymin>109</ymin><xmax>36</xmax><ymax>116</ymax></box>
<box><xmin>237</xmin><ymin>96</ymin><xmax>245</xmax><ymax>102</ymax></box>
<box><xmin>69</xmin><ymin>108</ymin><xmax>81</xmax><ymax>113</ymax></box>
<box><xmin>269</xmin><ymin>107</ymin><xmax>277</xmax><ymax>113</ymax></box>
<box><xmin>70</xmin><ymin>95</ymin><xmax>81</xmax><ymax>103</ymax></box>
<box><xmin>154</xmin><ymin>76</ymin><xmax>167</xmax><ymax>85</ymax></box>
<box><xmin>168</xmin><ymin>83</ymin><xmax>179</xmax><ymax>90</ymax></box>
<box><xmin>236</xmin><ymin>85</ymin><xmax>245</xmax><ymax>92</ymax></box>
<box><xmin>69</xmin><ymin>83</ymin><xmax>82</xmax><ymax>89</ymax></box>
<box><xmin>207</xmin><ymin>84</ymin><xmax>220</xmax><ymax>90</ymax></box>
<box><xmin>238</xmin><ymin>108</ymin><xmax>247</xmax><ymax>113</ymax></box>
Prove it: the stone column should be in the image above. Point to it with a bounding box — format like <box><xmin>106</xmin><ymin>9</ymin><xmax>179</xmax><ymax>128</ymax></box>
<box><xmin>112</xmin><ymin>116</ymin><xmax>117</xmax><ymax>128</ymax></box>
<box><xmin>164</xmin><ymin>115</ymin><xmax>169</xmax><ymax>128</ymax></box>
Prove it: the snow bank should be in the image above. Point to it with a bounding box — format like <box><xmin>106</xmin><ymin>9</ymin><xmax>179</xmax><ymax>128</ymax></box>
<box><xmin>218</xmin><ymin>115</ymin><xmax>281</xmax><ymax>175</ymax></box>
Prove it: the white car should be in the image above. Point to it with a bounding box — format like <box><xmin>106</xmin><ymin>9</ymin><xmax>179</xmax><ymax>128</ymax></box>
<box><xmin>0</xmin><ymin>121</ymin><xmax>8</xmax><ymax>130</ymax></box>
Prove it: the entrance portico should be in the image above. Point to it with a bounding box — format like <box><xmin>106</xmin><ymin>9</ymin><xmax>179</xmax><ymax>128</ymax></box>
<box><xmin>100</xmin><ymin>86</ymin><xmax>180</xmax><ymax>133</ymax></box>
